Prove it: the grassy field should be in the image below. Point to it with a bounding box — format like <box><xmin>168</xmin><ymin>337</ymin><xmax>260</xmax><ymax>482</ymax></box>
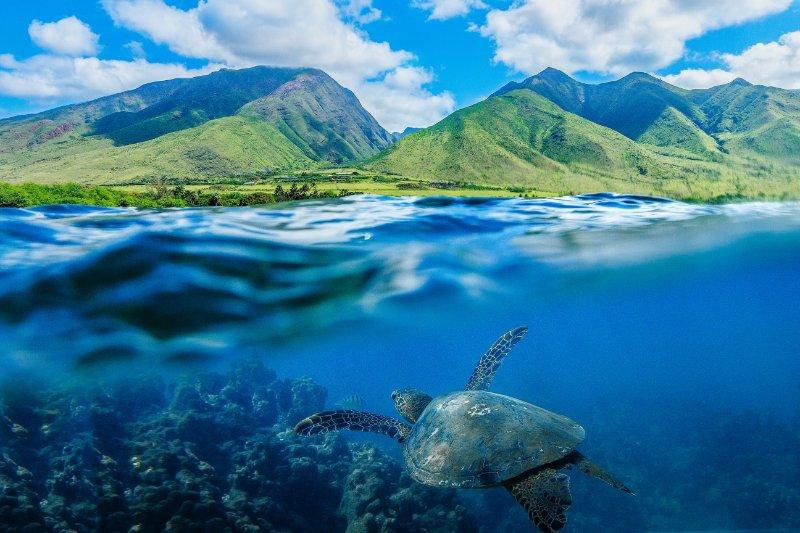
<box><xmin>0</xmin><ymin>170</ymin><xmax>537</xmax><ymax>208</ymax></box>
<box><xmin>3</xmin><ymin>161</ymin><xmax>797</xmax><ymax>208</ymax></box>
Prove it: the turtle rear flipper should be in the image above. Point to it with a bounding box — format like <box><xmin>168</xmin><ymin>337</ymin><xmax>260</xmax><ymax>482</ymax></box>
<box><xmin>572</xmin><ymin>452</ymin><xmax>634</xmax><ymax>494</ymax></box>
<box><xmin>294</xmin><ymin>410</ymin><xmax>412</xmax><ymax>443</ymax></box>
<box><xmin>465</xmin><ymin>326</ymin><xmax>528</xmax><ymax>391</ymax></box>
<box><xmin>505</xmin><ymin>468</ymin><xmax>572</xmax><ymax>532</ymax></box>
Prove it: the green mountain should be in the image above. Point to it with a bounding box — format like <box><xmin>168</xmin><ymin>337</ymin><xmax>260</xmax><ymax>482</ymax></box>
<box><xmin>493</xmin><ymin>68</ymin><xmax>800</xmax><ymax>162</ymax></box>
<box><xmin>0</xmin><ymin>66</ymin><xmax>392</xmax><ymax>183</ymax></box>
<box><xmin>372</xmin><ymin>69</ymin><xmax>800</xmax><ymax>200</ymax></box>
<box><xmin>370</xmin><ymin>89</ymin><xmax>706</xmax><ymax>198</ymax></box>
<box><xmin>493</xmin><ymin>68</ymin><xmax>716</xmax><ymax>155</ymax></box>
<box><xmin>688</xmin><ymin>78</ymin><xmax>800</xmax><ymax>161</ymax></box>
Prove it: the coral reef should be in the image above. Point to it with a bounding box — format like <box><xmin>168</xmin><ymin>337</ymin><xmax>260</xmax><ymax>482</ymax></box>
<box><xmin>0</xmin><ymin>361</ymin><xmax>474</xmax><ymax>532</ymax></box>
<box><xmin>340</xmin><ymin>447</ymin><xmax>475</xmax><ymax>532</ymax></box>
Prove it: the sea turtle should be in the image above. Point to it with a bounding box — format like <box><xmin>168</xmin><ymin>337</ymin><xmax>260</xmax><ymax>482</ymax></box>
<box><xmin>294</xmin><ymin>327</ymin><xmax>632</xmax><ymax>531</ymax></box>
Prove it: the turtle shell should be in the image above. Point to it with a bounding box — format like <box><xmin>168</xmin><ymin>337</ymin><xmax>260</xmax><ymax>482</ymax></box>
<box><xmin>403</xmin><ymin>390</ymin><xmax>584</xmax><ymax>488</ymax></box>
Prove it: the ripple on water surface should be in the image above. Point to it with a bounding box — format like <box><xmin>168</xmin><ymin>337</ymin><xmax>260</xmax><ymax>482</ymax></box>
<box><xmin>1</xmin><ymin>194</ymin><xmax>799</xmax><ymax>372</ymax></box>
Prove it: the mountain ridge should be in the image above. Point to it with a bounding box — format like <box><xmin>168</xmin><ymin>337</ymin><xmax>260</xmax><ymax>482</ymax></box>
<box><xmin>493</xmin><ymin>68</ymin><xmax>800</xmax><ymax>159</ymax></box>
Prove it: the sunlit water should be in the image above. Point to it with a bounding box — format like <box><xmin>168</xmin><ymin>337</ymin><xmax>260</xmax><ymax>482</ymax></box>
<box><xmin>1</xmin><ymin>193</ymin><xmax>799</xmax><ymax>531</ymax></box>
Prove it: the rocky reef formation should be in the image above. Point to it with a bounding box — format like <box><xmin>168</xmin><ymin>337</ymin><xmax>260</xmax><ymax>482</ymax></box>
<box><xmin>0</xmin><ymin>360</ymin><xmax>478</xmax><ymax>532</ymax></box>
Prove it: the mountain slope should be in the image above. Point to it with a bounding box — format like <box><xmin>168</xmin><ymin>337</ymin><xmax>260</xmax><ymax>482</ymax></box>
<box><xmin>370</xmin><ymin>89</ymin><xmax>721</xmax><ymax>197</ymax></box>
<box><xmin>637</xmin><ymin>106</ymin><xmax>719</xmax><ymax>155</ymax></box>
<box><xmin>688</xmin><ymin>79</ymin><xmax>800</xmax><ymax>161</ymax></box>
<box><xmin>1</xmin><ymin>116</ymin><xmax>316</xmax><ymax>184</ymax></box>
<box><xmin>494</xmin><ymin>68</ymin><xmax>717</xmax><ymax>156</ymax></box>
<box><xmin>371</xmin><ymin>81</ymin><xmax>800</xmax><ymax>200</ymax></box>
<box><xmin>239</xmin><ymin>71</ymin><xmax>391</xmax><ymax>162</ymax></box>
<box><xmin>0</xmin><ymin>66</ymin><xmax>392</xmax><ymax>183</ymax></box>
<box><xmin>495</xmin><ymin>67</ymin><xmax>800</xmax><ymax>164</ymax></box>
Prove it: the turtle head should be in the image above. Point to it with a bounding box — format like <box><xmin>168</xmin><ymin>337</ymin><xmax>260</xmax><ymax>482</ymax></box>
<box><xmin>391</xmin><ymin>388</ymin><xmax>433</xmax><ymax>424</ymax></box>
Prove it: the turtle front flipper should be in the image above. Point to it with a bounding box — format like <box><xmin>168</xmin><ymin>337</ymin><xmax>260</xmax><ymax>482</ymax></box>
<box><xmin>504</xmin><ymin>468</ymin><xmax>572</xmax><ymax>532</ymax></box>
<box><xmin>465</xmin><ymin>326</ymin><xmax>528</xmax><ymax>391</ymax></box>
<box><xmin>294</xmin><ymin>410</ymin><xmax>412</xmax><ymax>443</ymax></box>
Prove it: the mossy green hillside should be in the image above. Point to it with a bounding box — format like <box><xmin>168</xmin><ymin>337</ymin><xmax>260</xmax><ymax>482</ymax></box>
<box><xmin>373</xmin><ymin>76</ymin><xmax>800</xmax><ymax>201</ymax></box>
<box><xmin>0</xmin><ymin>116</ymin><xmax>318</xmax><ymax>184</ymax></box>
<box><xmin>0</xmin><ymin>66</ymin><xmax>392</xmax><ymax>184</ymax></box>
<box><xmin>370</xmin><ymin>90</ymin><xmax>772</xmax><ymax>200</ymax></box>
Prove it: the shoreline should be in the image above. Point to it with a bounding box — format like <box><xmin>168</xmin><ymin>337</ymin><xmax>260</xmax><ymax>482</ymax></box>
<box><xmin>0</xmin><ymin>180</ymin><xmax>536</xmax><ymax>209</ymax></box>
<box><xmin>0</xmin><ymin>180</ymin><xmax>791</xmax><ymax>209</ymax></box>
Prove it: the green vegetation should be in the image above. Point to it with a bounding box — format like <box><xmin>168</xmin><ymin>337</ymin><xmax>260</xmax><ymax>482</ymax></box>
<box><xmin>370</xmin><ymin>90</ymin><xmax>748</xmax><ymax>200</ymax></box>
<box><xmin>0</xmin><ymin>183</ymin><xmax>143</xmax><ymax>208</ymax></box>
<box><xmin>492</xmin><ymin>67</ymin><xmax>800</xmax><ymax>163</ymax></box>
<box><xmin>0</xmin><ymin>117</ymin><xmax>317</xmax><ymax>184</ymax></box>
<box><xmin>0</xmin><ymin>181</ymin><xmax>351</xmax><ymax>209</ymax></box>
<box><xmin>0</xmin><ymin>171</ymin><xmax>531</xmax><ymax>208</ymax></box>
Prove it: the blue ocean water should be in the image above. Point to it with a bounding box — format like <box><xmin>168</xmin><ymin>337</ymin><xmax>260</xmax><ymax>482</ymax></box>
<box><xmin>1</xmin><ymin>194</ymin><xmax>799</xmax><ymax>531</ymax></box>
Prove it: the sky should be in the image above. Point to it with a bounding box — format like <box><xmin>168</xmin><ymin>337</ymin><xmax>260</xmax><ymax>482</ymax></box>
<box><xmin>1</xmin><ymin>0</ymin><xmax>800</xmax><ymax>131</ymax></box>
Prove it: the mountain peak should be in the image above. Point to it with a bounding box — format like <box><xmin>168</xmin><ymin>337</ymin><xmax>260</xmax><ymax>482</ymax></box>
<box><xmin>729</xmin><ymin>77</ymin><xmax>753</xmax><ymax>87</ymax></box>
<box><xmin>536</xmin><ymin>67</ymin><xmax>574</xmax><ymax>81</ymax></box>
<box><xmin>619</xmin><ymin>71</ymin><xmax>659</xmax><ymax>83</ymax></box>
<box><xmin>391</xmin><ymin>127</ymin><xmax>420</xmax><ymax>141</ymax></box>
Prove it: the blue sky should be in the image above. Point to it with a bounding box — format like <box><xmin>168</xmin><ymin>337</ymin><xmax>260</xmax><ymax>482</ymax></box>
<box><xmin>1</xmin><ymin>1</ymin><xmax>799</xmax><ymax>130</ymax></box>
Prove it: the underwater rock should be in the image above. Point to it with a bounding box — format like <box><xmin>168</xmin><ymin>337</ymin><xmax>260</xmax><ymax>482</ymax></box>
<box><xmin>284</xmin><ymin>377</ymin><xmax>327</xmax><ymax>427</ymax></box>
<box><xmin>0</xmin><ymin>452</ymin><xmax>47</xmax><ymax>532</ymax></box>
<box><xmin>1</xmin><ymin>357</ymin><xmax>484</xmax><ymax>532</ymax></box>
<box><xmin>341</xmin><ymin>448</ymin><xmax>477</xmax><ymax>533</ymax></box>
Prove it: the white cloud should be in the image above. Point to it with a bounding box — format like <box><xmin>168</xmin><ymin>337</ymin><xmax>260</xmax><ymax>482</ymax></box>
<box><xmin>664</xmin><ymin>31</ymin><xmax>800</xmax><ymax>89</ymax></box>
<box><xmin>102</xmin><ymin>0</ymin><xmax>229</xmax><ymax>62</ymax></box>
<box><xmin>102</xmin><ymin>0</ymin><xmax>454</xmax><ymax>130</ymax></box>
<box><xmin>0</xmin><ymin>54</ymin><xmax>16</xmax><ymax>70</ymax></box>
<box><xmin>479</xmin><ymin>0</ymin><xmax>792</xmax><ymax>76</ymax></box>
<box><xmin>660</xmin><ymin>68</ymin><xmax>737</xmax><ymax>89</ymax></box>
<box><xmin>413</xmin><ymin>0</ymin><xmax>487</xmax><ymax>20</ymax></box>
<box><xmin>337</xmin><ymin>0</ymin><xmax>382</xmax><ymax>24</ymax></box>
<box><xmin>0</xmin><ymin>54</ymin><xmax>215</xmax><ymax>102</ymax></box>
<box><xmin>125</xmin><ymin>41</ymin><xmax>147</xmax><ymax>60</ymax></box>
<box><xmin>356</xmin><ymin>67</ymin><xmax>456</xmax><ymax>129</ymax></box>
<box><xmin>3</xmin><ymin>12</ymin><xmax>219</xmax><ymax>110</ymax></box>
<box><xmin>28</xmin><ymin>16</ymin><xmax>100</xmax><ymax>57</ymax></box>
